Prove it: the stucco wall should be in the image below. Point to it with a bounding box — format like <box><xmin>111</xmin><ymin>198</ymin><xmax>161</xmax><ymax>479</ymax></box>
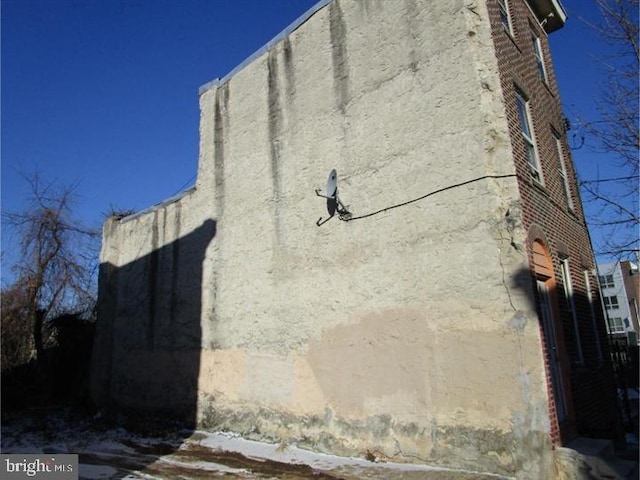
<box><xmin>93</xmin><ymin>0</ymin><xmax>555</xmax><ymax>477</ymax></box>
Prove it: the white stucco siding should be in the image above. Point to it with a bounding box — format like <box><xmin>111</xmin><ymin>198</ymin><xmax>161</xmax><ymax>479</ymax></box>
<box><xmin>95</xmin><ymin>1</ymin><xmax>553</xmax><ymax>477</ymax></box>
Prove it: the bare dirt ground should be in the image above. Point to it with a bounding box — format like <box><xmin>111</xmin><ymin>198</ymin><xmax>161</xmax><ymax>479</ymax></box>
<box><xmin>1</xmin><ymin>408</ymin><xmax>511</xmax><ymax>480</ymax></box>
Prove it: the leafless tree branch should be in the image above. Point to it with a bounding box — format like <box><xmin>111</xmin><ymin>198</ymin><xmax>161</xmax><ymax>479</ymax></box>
<box><xmin>576</xmin><ymin>0</ymin><xmax>639</xmax><ymax>259</ymax></box>
<box><xmin>2</xmin><ymin>173</ymin><xmax>99</xmax><ymax>364</ymax></box>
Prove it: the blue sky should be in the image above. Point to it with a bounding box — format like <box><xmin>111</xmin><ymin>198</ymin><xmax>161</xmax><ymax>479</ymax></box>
<box><xmin>1</xmin><ymin>0</ymin><xmax>633</xmax><ymax>278</ymax></box>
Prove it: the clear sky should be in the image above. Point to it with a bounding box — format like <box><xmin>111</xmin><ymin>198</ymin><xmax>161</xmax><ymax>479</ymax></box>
<box><xmin>1</xmin><ymin>0</ymin><xmax>633</xmax><ymax>280</ymax></box>
<box><xmin>549</xmin><ymin>0</ymin><xmax>638</xmax><ymax>262</ymax></box>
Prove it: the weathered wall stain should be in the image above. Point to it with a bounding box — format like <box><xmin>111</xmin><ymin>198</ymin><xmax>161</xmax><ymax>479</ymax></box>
<box><xmin>147</xmin><ymin>210</ymin><xmax>159</xmax><ymax>349</ymax></box>
<box><xmin>267</xmin><ymin>49</ymin><xmax>284</xmax><ymax>244</ymax></box>
<box><xmin>404</xmin><ymin>0</ymin><xmax>420</xmax><ymax>72</ymax></box>
<box><xmin>214</xmin><ymin>86</ymin><xmax>228</xmax><ymax>219</ymax></box>
<box><xmin>283</xmin><ymin>37</ymin><xmax>296</xmax><ymax>103</ymax></box>
<box><xmin>307</xmin><ymin>310</ymin><xmax>431</xmax><ymax>413</ymax></box>
<box><xmin>329</xmin><ymin>0</ymin><xmax>350</xmax><ymax>115</ymax></box>
<box><xmin>211</xmin><ymin>85</ymin><xmax>228</xmax><ymax>340</ymax></box>
<box><xmin>170</xmin><ymin>202</ymin><xmax>181</xmax><ymax>326</ymax></box>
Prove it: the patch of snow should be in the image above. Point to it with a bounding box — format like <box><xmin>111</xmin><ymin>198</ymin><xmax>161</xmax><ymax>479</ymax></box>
<box><xmin>158</xmin><ymin>455</ymin><xmax>251</xmax><ymax>474</ymax></box>
<box><xmin>189</xmin><ymin>430</ymin><xmax>514</xmax><ymax>479</ymax></box>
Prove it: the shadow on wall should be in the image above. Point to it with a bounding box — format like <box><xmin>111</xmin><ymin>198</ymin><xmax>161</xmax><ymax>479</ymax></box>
<box><xmin>50</xmin><ymin>314</ymin><xmax>96</xmax><ymax>403</ymax></box>
<box><xmin>509</xmin><ymin>265</ymin><xmax>624</xmax><ymax>444</ymax></box>
<box><xmin>91</xmin><ymin>218</ymin><xmax>216</xmax><ymax>435</ymax></box>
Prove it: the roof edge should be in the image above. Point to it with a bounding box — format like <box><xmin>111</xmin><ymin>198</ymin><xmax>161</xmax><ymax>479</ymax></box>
<box><xmin>116</xmin><ymin>185</ymin><xmax>197</xmax><ymax>223</ymax></box>
<box><xmin>199</xmin><ymin>0</ymin><xmax>332</xmax><ymax>95</ymax></box>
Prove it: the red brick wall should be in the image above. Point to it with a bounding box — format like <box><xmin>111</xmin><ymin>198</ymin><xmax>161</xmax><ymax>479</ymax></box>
<box><xmin>487</xmin><ymin>0</ymin><xmax>620</xmax><ymax>443</ymax></box>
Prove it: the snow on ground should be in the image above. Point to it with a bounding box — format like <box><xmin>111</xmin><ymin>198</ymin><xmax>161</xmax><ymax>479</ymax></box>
<box><xmin>188</xmin><ymin>429</ymin><xmax>513</xmax><ymax>479</ymax></box>
<box><xmin>1</xmin><ymin>409</ymin><xmax>514</xmax><ymax>479</ymax></box>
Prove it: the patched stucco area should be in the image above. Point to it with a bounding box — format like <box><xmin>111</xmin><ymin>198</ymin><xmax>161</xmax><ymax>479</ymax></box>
<box><xmin>92</xmin><ymin>1</ymin><xmax>555</xmax><ymax>478</ymax></box>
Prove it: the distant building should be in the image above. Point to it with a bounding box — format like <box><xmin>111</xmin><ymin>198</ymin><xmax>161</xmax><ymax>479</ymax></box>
<box><xmin>92</xmin><ymin>1</ymin><xmax>620</xmax><ymax>478</ymax></box>
<box><xmin>598</xmin><ymin>260</ymin><xmax>640</xmax><ymax>345</ymax></box>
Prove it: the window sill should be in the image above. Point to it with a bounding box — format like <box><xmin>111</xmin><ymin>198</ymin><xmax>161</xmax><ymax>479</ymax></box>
<box><xmin>530</xmin><ymin>176</ymin><xmax>548</xmax><ymax>195</ymax></box>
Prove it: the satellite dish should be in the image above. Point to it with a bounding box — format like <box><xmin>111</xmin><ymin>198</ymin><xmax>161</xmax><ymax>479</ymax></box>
<box><xmin>315</xmin><ymin>169</ymin><xmax>350</xmax><ymax>226</ymax></box>
<box><xmin>326</xmin><ymin>169</ymin><xmax>338</xmax><ymax>199</ymax></box>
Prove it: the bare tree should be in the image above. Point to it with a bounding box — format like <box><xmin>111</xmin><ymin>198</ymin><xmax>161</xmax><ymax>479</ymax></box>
<box><xmin>1</xmin><ymin>282</ymin><xmax>35</xmax><ymax>372</ymax></box>
<box><xmin>579</xmin><ymin>0</ymin><xmax>639</xmax><ymax>259</ymax></box>
<box><xmin>3</xmin><ymin>174</ymin><xmax>99</xmax><ymax>365</ymax></box>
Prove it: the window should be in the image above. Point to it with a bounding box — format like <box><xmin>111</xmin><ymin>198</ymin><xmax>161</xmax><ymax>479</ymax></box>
<box><xmin>604</xmin><ymin>295</ymin><xmax>619</xmax><ymax>310</ymax></box>
<box><xmin>608</xmin><ymin>317</ymin><xmax>625</xmax><ymax>334</ymax></box>
<box><xmin>560</xmin><ymin>258</ymin><xmax>583</xmax><ymax>363</ymax></box>
<box><xmin>531</xmin><ymin>29</ymin><xmax>547</xmax><ymax>82</ymax></box>
<box><xmin>555</xmin><ymin>133</ymin><xmax>574</xmax><ymax>210</ymax></box>
<box><xmin>599</xmin><ymin>274</ymin><xmax>614</xmax><ymax>288</ymax></box>
<box><xmin>498</xmin><ymin>0</ymin><xmax>513</xmax><ymax>35</ymax></box>
<box><xmin>516</xmin><ymin>90</ymin><xmax>542</xmax><ymax>182</ymax></box>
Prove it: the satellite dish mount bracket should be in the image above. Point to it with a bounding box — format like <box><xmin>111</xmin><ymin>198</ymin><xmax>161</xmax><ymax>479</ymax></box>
<box><xmin>315</xmin><ymin>169</ymin><xmax>351</xmax><ymax>226</ymax></box>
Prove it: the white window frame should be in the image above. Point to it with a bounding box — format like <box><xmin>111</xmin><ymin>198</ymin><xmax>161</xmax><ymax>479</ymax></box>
<box><xmin>560</xmin><ymin>258</ymin><xmax>583</xmax><ymax>364</ymax></box>
<box><xmin>531</xmin><ymin>28</ymin><xmax>547</xmax><ymax>82</ymax></box>
<box><xmin>516</xmin><ymin>90</ymin><xmax>542</xmax><ymax>183</ymax></box>
<box><xmin>598</xmin><ymin>274</ymin><xmax>614</xmax><ymax>288</ymax></box>
<box><xmin>604</xmin><ymin>295</ymin><xmax>619</xmax><ymax>310</ymax></box>
<box><xmin>608</xmin><ymin>317</ymin><xmax>625</xmax><ymax>334</ymax></box>
<box><xmin>555</xmin><ymin>132</ymin><xmax>575</xmax><ymax>211</ymax></box>
<box><xmin>498</xmin><ymin>0</ymin><xmax>514</xmax><ymax>36</ymax></box>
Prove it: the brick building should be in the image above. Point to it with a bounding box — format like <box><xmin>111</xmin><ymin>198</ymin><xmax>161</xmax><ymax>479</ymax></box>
<box><xmin>598</xmin><ymin>260</ymin><xmax>640</xmax><ymax>345</ymax></box>
<box><xmin>92</xmin><ymin>0</ymin><xmax>620</xmax><ymax>477</ymax></box>
<box><xmin>621</xmin><ymin>261</ymin><xmax>640</xmax><ymax>339</ymax></box>
<box><xmin>489</xmin><ymin>0</ymin><xmax>620</xmax><ymax>445</ymax></box>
